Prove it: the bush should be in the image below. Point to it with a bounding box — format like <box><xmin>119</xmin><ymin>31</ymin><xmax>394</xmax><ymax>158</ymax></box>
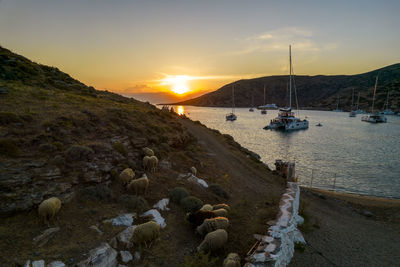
<box><xmin>0</xmin><ymin>112</ymin><xmax>21</xmax><ymax>125</ymax></box>
<box><xmin>168</xmin><ymin>187</ymin><xmax>190</xmax><ymax>203</ymax></box>
<box><xmin>118</xmin><ymin>194</ymin><xmax>149</xmax><ymax>213</ymax></box>
<box><xmin>65</xmin><ymin>144</ymin><xmax>93</xmax><ymax>161</ymax></box>
<box><xmin>183</xmin><ymin>251</ymin><xmax>218</xmax><ymax>267</ymax></box>
<box><xmin>112</xmin><ymin>141</ymin><xmax>127</xmax><ymax>156</ymax></box>
<box><xmin>180</xmin><ymin>196</ymin><xmax>203</xmax><ymax>213</ymax></box>
<box><xmin>0</xmin><ymin>138</ymin><xmax>20</xmax><ymax>157</ymax></box>
<box><xmin>80</xmin><ymin>184</ymin><xmax>112</xmax><ymax>202</ymax></box>
<box><xmin>209</xmin><ymin>184</ymin><xmax>229</xmax><ymax>199</ymax></box>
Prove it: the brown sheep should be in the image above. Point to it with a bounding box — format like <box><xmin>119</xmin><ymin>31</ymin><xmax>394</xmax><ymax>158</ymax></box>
<box><xmin>213</xmin><ymin>208</ymin><xmax>228</xmax><ymax>217</ymax></box>
<box><xmin>187</xmin><ymin>210</ymin><xmax>216</xmax><ymax>226</ymax></box>
<box><xmin>197</xmin><ymin>229</ymin><xmax>228</xmax><ymax>253</ymax></box>
<box><xmin>196</xmin><ymin>217</ymin><xmax>229</xmax><ymax>236</ymax></box>
<box><xmin>38</xmin><ymin>197</ymin><xmax>62</xmax><ymax>225</ymax></box>
<box><xmin>127</xmin><ymin>176</ymin><xmax>149</xmax><ymax>195</ymax></box>
<box><xmin>213</xmin><ymin>203</ymin><xmax>231</xmax><ymax>212</ymax></box>
<box><xmin>132</xmin><ymin>221</ymin><xmax>160</xmax><ymax>248</ymax></box>
<box><xmin>119</xmin><ymin>168</ymin><xmax>135</xmax><ymax>186</ymax></box>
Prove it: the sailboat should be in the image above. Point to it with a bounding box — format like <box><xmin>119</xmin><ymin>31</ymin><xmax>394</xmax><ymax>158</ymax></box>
<box><xmin>226</xmin><ymin>84</ymin><xmax>237</xmax><ymax>121</ymax></box>
<box><xmin>354</xmin><ymin>92</ymin><xmax>366</xmax><ymax>114</ymax></box>
<box><xmin>258</xmin><ymin>85</ymin><xmax>267</xmax><ymax>114</ymax></box>
<box><xmin>264</xmin><ymin>45</ymin><xmax>309</xmax><ymax>131</ymax></box>
<box><xmin>249</xmin><ymin>91</ymin><xmax>254</xmax><ymax>112</ymax></box>
<box><xmin>361</xmin><ymin>75</ymin><xmax>387</xmax><ymax>123</ymax></box>
<box><xmin>333</xmin><ymin>96</ymin><xmax>342</xmax><ymax>112</ymax></box>
<box><xmin>381</xmin><ymin>91</ymin><xmax>395</xmax><ymax>115</ymax></box>
<box><xmin>349</xmin><ymin>88</ymin><xmax>356</xmax><ymax>117</ymax></box>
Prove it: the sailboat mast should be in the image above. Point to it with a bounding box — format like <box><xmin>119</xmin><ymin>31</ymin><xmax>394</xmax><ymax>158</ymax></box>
<box><xmin>372</xmin><ymin>75</ymin><xmax>378</xmax><ymax>113</ymax></box>
<box><xmin>232</xmin><ymin>84</ymin><xmax>235</xmax><ymax>113</ymax></box>
<box><xmin>351</xmin><ymin>88</ymin><xmax>354</xmax><ymax>110</ymax></box>
<box><xmin>356</xmin><ymin>92</ymin><xmax>360</xmax><ymax>110</ymax></box>
<box><xmin>289</xmin><ymin>45</ymin><xmax>292</xmax><ymax>108</ymax></box>
<box><xmin>263</xmin><ymin>85</ymin><xmax>266</xmax><ymax>105</ymax></box>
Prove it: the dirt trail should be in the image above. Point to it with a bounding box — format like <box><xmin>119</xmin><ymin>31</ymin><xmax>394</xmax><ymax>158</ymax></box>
<box><xmin>290</xmin><ymin>188</ymin><xmax>400</xmax><ymax>267</ymax></box>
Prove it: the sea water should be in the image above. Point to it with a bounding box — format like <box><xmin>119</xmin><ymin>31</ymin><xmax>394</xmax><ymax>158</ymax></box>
<box><xmin>179</xmin><ymin>106</ymin><xmax>400</xmax><ymax>199</ymax></box>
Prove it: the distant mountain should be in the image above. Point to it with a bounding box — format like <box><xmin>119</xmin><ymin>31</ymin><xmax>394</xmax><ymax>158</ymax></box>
<box><xmin>170</xmin><ymin>64</ymin><xmax>400</xmax><ymax>112</ymax></box>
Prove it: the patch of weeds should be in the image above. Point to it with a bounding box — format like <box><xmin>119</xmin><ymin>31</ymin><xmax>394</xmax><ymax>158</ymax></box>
<box><xmin>112</xmin><ymin>141</ymin><xmax>127</xmax><ymax>156</ymax></box>
<box><xmin>80</xmin><ymin>184</ymin><xmax>113</xmax><ymax>202</ymax></box>
<box><xmin>182</xmin><ymin>252</ymin><xmax>218</xmax><ymax>267</ymax></box>
<box><xmin>65</xmin><ymin>144</ymin><xmax>93</xmax><ymax>161</ymax></box>
<box><xmin>118</xmin><ymin>194</ymin><xmax>149</xmax><ymax>213</ymax></box>
<box><xmin>0</xmin><ymin>138</ymin><xmax>20</xmax><ymax>157</ymax></box>
<box><xmin>209</xmin><ymin>183</ymin><xmax>229</xmax><ymax>199</ymax></box>
<box><xmin>294</xmin><ymin>242</ymin><xmax>306</xmax><ymax>253</ymax></box>
<box><xmin>52</xmin><ymin>141</ymin><xmax>64</xmax><ymax>151</ymax></box>
<box><xmin>0</xmin><ymin>112</ymin><xmax>21</xmax><ymax>125</ymax></box>
<box><xmin>168</xmin><ymin>187</ymin><xmax>190</xmax><ymax>203</ymax></box>
<box><xmin>180</xmin><ymin>196</ymin><xmax>203</xmax><ymax>213</ymax></box>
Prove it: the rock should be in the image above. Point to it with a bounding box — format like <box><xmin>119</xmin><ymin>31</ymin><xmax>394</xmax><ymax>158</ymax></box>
<box><xmin>117</xmin><ymin>225</ymin><xmax>137</xmax><ymax>247</ymax></box>
<box><xmin>140</xmin><ymin>209</ymin><xmax>166</xmax><ymax>228</ymax></box>
<box><xmin>134</xmin><ymin>251</ymin><xmax>140</xmax><ymax>262</ymax></box>
<box><xmin>159</xmin><ymin>160</ymin><xmax>171</xmax><ymax>170</ymax></box>
<box><xmin>77</xmin><ymin>243</ymin><xmax>117</xmax><ymax>267</ymax></box>
<box><xmin>363</xmin><ymin>210</ymin><xmax>373</xmax><ymax>217</ymax></box>
<box><xmin>105</xmin><ymin>213</ymin><xmax>136</xmax><ymax>227</ymax></box>
<box><xmin>32</xmin><ymin>227</ymin><xmax>60</xmax><ymax>247</ymax></box>
<box><xmin>23</xmin><ymin>260</ymin><xmax>30</xmax><ymax>267</ymax></box>
<box><xmin>89</xmin><ymin>225</ymin><xmax>103</xmax><ymax>235</ymax></box>
<box><xmin>130</xmin><ymin>137</ymin><xmax>147</xmax><ymax>148</ymax></box>
<box><xmin>153</xmin><ymin>198</ymin><xmax>170</xmax><ymax>211</ymax></box>
<box><xmin>32</xmin><ymin>260</ymin><xmax>45</xmax><ymax>267</ymax></box>
<box><xmin>0</xmin><ymin>87</ymin><xmax>8</xmax><ymax>94</ymax></box>
<box><xmin>47</xmin><ymin>261</ymin><xmax>66</xmax><ymax>267</ymax></box>
<box><xmin>118</xmin><ymin>265</ymin><xmax>127</xmax><ymax>267</ymax></box>
<box><xmin>119</xmin><ymin>251</ymin><xmax>133</xmax><ymax>263</ymax></box>
<box><xmin>109</xmin><ymin>237</ymin><xmax>118</xmax><ymax>249</ymax></box>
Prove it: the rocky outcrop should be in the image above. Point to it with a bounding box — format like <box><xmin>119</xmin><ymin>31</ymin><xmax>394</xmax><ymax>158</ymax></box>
<box><xmin>77</xmin><ymin>243</ymin><xmax>118</xmax><ymax>267</ymax></box>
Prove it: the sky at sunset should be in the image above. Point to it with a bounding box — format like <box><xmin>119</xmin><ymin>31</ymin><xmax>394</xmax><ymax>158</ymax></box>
<box><xmin>1</xmin><ymin>0</ymin><xmax>399</xmax><ymax>103</ymax></box>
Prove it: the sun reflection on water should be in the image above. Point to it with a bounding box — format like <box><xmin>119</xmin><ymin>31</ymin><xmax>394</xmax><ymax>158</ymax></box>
<box><xmin>177</xmin><ymin>106</ymin><xmax>184</xmax><ymax>116</ymax></box>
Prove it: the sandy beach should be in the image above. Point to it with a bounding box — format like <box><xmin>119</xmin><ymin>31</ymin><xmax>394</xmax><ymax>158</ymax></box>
<box><xmin>290</xmin><ymin>187</ymin><xmax>400</xmax><ymax>267</ymax></box>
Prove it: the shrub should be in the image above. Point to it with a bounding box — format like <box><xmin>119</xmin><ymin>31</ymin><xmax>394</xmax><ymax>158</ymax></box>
<box><xmin>183</xmin><ymin>251</ymin><xmax>218</xmax><ymax>267</ymax></box>
<box><xmin>65</xmin><ymin>144</ymin><xmax>93</xmax><ymax>161</ymax></box>
<box><xmin>0</xmin><ymin>138</ymin><xmax>20</xmax><ymax>157</ymax></box>
<box><xmin>112</xmin><ymin>141</ymin><xmax>127</xmax><ymax>156</ymax></box>
<box><xmin>209</xmin><ymin>184</ymin><xmax>229</xmax><ymax>199</ymax></box>
<box><xmin>80</xmin><ymin>184</ymin><xmax>112</xmax><ymax>202</ymax></box>
<box><xmin>118</xmin><ymin>194</ymin><xmax>149</xmax><ymax>213</ymax></box>
<box><xmin>0</xmin><ymin>112</ymin><xmax>21</xmax><ymax>125</ymax></box>
<box><xmin>168</xmin><ymin>187</ymin><xmax>190</xmax><ymax>203</ymax></box>
<box><xmin>180</xmin><ymin>196</ymin><xmax>203</xmax><ymax>213</ymax></box>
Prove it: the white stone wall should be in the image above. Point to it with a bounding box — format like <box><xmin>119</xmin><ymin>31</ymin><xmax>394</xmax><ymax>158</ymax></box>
<box><xmin>246</xmin><ymin>182</ymin><xmax>305</xmax><ymax>267</ymax></box>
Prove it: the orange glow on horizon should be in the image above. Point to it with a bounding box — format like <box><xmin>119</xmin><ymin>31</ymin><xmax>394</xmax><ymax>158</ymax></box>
<box><xmin>161</xmin><ymin>75</ymin><xmax>191</xmax><ymax>95</ymax></box>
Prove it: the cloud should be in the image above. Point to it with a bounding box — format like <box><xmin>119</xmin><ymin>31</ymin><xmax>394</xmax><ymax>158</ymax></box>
<box><xmin>232</xmin><ymin>27</ymin><xmax>338</xmax><ymax>55</ymax></box>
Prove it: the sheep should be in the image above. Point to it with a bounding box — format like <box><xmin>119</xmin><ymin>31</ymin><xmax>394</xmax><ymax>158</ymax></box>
<box><xmin>143</xmin><ymin>147</ymin><xmax>154</xmax><ymax>157</ymax></box>
<box><xmin>149</xmin><ymin>155</ymin><xmax>158</xmax><ymax>173</ymax></box>
<box><xmin>127</xmin><ymin>176</ymin><xmax>149</xmax><ymax>195</ymax></box>
<box><xmin>200</xmin><ymin>204</ymin><xmax>213</xmax><ymax>211</ymax></box>
<box><xmin>119</xmin><ymin>168</ymin><xmax>135</xmax><ymax>186</ymax></box>
<box><xmin>196</xmin><ymin>217</ymin><xmax>229</xmax><ymax>236</ymax></box>
<box><xmin>143</xmin><ymin>156</ymin><xmax>151</xmax><ymax>171</ymax></box>
<box><xmin>213</xmin><ymin>208</ymin><xmax>228</xmax><ymax>218</ymax></box>
<box><xmin>132</xmin><ymin>221</ymin><xmax>160</xmax><ymax>248</ymax></box>
<box><xmin>190</xmin><ymin>166</ymin><xmax>197</xmax><ymax>176</ymax></box>
<box><xmin>38</xmin><ymin>197</ymin><xmax>62</xmax><ymax>225</ymax></box>
<box><xmin>213</xmin><ymin>203</ymin><xmax>231</xmax><ymax>212</ymax></box>
<box><xmin>223</xmin><ymin>253</ymin><xmax>240</xmax><ymax>267</ymax></box>
<box><xmin>197</xmin><ymin>229</ymin><xmax>228</xmax><ymax>253</ymax></box>
<box><xmin>187</xmin><ymin>210</ymin><xmax>217</xmax><ymax>226</ymax></box>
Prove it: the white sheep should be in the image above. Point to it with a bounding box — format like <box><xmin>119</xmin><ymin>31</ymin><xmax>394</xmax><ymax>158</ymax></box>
<box><xmin>213</xmin><ymin>208</ymin><xmax>228</xmax><ymax>217</ymax></box>
<box><xmin>190</xmin><ymin>166</ymin><xmax>197</xmax><ymax>176</ymax></box>
<box><xmin>196</xmin><ymin>217</ymin><xmax>229</xmax><ymax>236</ymax></box>
<box><xmin>132</xmin><ymin>220</ymin><xmax>160</xmax><ymax>248</ymax></box>
<box><xmin>197</xmin><ymin>229</ymin><xmax>228</xmax><ymax>253</ymax></box>
<box><xmin>38</xmin><ymin>197</ymin><xmax>62</xmax><ymax>225</ymax></box>
<box><xmin>200</xmin><ymin>204</ymin><xmax>213</xmax><ymax>211</ymax></box>
<box><xmin>149</xmin><ymin>155</ymin><xmax>158</xmax><ymax>173</ymax></box>
<box><xmin>223</xmin><ymin>253</ymin><xmax>240</xmax><ymax>267</ymax></box>
<box><xmin>143</xmin><ymin>147</ymin><xmax>154</xmax><ymax>157</ymax></box>
<box><xmin>119</xmin><ymin>168</ymin><xmax>135</xmax><ymax>186</ymax></box>
<box><xmin>127</xmin><ymin>176</ymin><xmax>149</xmax><ymax>195</ymax></box>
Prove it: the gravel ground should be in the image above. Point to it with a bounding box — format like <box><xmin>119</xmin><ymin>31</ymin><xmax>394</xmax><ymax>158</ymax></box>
<box><xmin>290</xmin><ymin>188</ymin><xmax>400</xmax><ymax>267</ymax></box>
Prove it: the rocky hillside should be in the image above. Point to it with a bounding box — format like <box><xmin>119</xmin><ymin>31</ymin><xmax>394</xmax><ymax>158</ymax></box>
<box><xmin>171</xmin><ymin>64</ymin><xmax>400</xmax><ymax>111</ymax></box>
<box><xmin>0</xmin><ymin>46</ymin><xmax>285</xmax><ymax>266</ymax></box>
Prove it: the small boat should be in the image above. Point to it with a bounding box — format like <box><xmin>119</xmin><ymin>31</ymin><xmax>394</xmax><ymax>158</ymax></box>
<box><xmin>249</xmin><ymin>108</ymin><xmax>254</xmax><ymax>112</ymax></box>
<box><xmin>361</xmin><ymin>75</ymin><xmax>387</xmax><ymax>123</ymax></box>
<box><xmin>316</xmin><ymin>123</ymin><xmax>322</xmax><ymax>127</ymax></box>
<box><xmin>264</xmin><ymin>46</ymin><xmax>309</xmax><ymax>131</ymax></box>
<box><xmin>226</xmin><ymin>84</ymin><xmax>237</xmax><ymax>121</ymax></box>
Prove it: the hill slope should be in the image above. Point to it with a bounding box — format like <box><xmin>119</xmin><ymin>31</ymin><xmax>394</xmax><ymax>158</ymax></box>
<box><xmin>171</xmin><ymin>64</ymin><xmax>400</xmax><ymax>111</ymax></box>
<box><xmin>0</xmin><ymin>46</ymin><xmax>285</xmax><ymax>266</ymax></box>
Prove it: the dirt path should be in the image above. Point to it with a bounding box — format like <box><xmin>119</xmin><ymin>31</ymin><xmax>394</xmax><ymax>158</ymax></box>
<box><xmin>290</xmin><ymin>188</ymin><xmax>400</xmax><ymax>267</ymax></box>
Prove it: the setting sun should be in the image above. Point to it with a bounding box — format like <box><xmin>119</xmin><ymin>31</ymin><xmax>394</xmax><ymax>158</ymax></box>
<box><xmin>161</xmin><ymin>75</ymin><xmax>191</xmax><ymax>94</ymax></box>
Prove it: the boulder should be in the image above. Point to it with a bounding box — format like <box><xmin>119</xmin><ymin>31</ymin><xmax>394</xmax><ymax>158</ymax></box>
<box><xmin>32</xmin><ymin>227</ymin><xmax>60</xmax><ymax>247</ymax></box>
<box><xmin>32</xmin><ymin>260</ymin><xmax>45</xmax><ymax>267</ymax></box>
<box><xmin>77</xmin><ymin>243</ymin><xmax>117</xmax><ymax>267</ymax></box>
<box><xmin>47</xmin><ymin>261</ymin><xmax>66</xmax><ymax>267</ymax></box>
<box><xmin>119</xmin><ymin>251</ymin><xmax>133</xmax><ymax>263</ymax></box>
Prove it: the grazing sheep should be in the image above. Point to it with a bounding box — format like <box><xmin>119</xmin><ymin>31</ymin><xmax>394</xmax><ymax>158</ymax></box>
<box><xmin>143</xmin><ymin>147</ymin><xmax>154</xmax><ymax>157</ymax></box>
<box><xmin>213</xmin><ymin>203</ymin><xmax>231</xmax><ymax>212</ymax></box>
<box><xmin>213</xmin><ymin>208</ymin><xmax>228</xmax><ymax>217</ymax></box>
<box><xmin>187</xmin><ymin>210</ymin><xmax>217</xmax><ymax>226</ymax></box>
<box><xmin>143</xmin><ymin>156</ymin><xmax>151</xmax><ymax>171</ymax></box>
<box><xmin>196</xmin><ymin>217</ymin><xmax>229</xmax><ymax>236</ymax></box>
<box><xmin>149</xmin><ymin>155</ymin><xmax>158</xmax><ymax>173</ymax></box>
<box><xmin>119</xmin><ymin>168</ymin><xmax>135</xmax><ymax>186</ymax></box>
<box><xmin>200</xmin><ymin>204</ymin><xmax>213</xmax><ymax>211</ymax></box>
<box><xmin>190</xmin><ymin>166</ymin><xmax>197</xmax><ymax>176</ymax></box>
<box><xmin>127</xmin><ymin>176</ymin><xmax>149</xmax><ymax>195</ymax></box>
<box><xmin>197</xmin><ymin>229</ymin><xmax>228</xmax><ymax>253</ymax></box>
<box><xmin>132</xmin><ymin>221</ymin><xmax>160</xmax><ymax>248</ymax></box>
<box><xmin>223</xmin><ymin>253</ymin><xmax>241</xmax><ymax>267</ymax></box>
<box><xmin>38</xmin><ymin>197</ymin><xmax>62</xmax><ymax>225</ymax></box>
